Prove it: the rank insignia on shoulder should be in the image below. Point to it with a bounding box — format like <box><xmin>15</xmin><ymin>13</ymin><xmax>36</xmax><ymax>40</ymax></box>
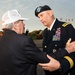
<box><xmin>62</xmin><ymin>22</ymin><xmax>71</xmax><ymax>27</ymax></box>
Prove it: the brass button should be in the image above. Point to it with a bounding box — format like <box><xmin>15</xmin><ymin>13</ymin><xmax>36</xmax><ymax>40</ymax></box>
<box><xmin>55</xmin><ymin>44</ymin><xmax>57</xmax><ymax>47</ymax></box>
<box><xmin>44</xmin><ymin>46</ymin><xmax>47</xmax><ymax>48</ymax></box>
<box><xmin>68</xmin><ymin>73</ymin><xmax>70</xmax><ymax>75</ymax></box>
<box><xmin>53</xmin><ymin>49</ymin><xmax>57</xmax><ymax>53</ymax></box>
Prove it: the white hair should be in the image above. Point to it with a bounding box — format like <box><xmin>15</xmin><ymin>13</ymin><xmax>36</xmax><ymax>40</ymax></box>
<box><xmin>2</xmin><ymin>23</ymin><xmax>14</xmax><ymax>30</ymax></box>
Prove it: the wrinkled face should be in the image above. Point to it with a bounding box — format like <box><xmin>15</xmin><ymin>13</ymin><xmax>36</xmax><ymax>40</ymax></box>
<box><xmin>14</xmin><ymin>20</ymin><xmax>25</xmax><ymax>34</ymax></box>
<box><xmin>38</xmin><ymin>10</ymin><xmax>52</xmax><ymax>28</ymax></box>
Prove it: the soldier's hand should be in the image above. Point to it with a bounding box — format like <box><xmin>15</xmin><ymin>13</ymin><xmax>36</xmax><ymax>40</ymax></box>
<box><xmin>65</xmin><ymin>38</ymin><xmax>75</xmax><ymax>53</ymax></box>
<box><xmin>38</xmin><ymin>55</ymin><xmax>60</xmax><ymax>71</ymax></box>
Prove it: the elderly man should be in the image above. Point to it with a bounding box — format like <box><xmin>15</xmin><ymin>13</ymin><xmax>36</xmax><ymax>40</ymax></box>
<box><xmin>0</xmin><ymin>9</ymin><xmax>50</xmax><ymax>75</ymax></box>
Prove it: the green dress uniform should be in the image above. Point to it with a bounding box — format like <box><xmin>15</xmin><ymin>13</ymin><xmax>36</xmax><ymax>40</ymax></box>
<box><xmin>43</xmin><ymin>19</ymin><xmax>75</xmax><ymax>75</ymax></box>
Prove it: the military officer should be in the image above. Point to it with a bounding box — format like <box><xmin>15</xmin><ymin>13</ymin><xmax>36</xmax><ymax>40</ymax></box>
<box><xmin>35</xmin><ymin>5</ymin><xmax>75</xmax><ymax>75</ymax></box>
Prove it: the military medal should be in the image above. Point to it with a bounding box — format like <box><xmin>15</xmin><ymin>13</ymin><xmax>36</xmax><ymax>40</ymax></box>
<box><xmin>53</xmin><ymin>28</ymin><xmax>61</xmax><ymax>41</ymax></box>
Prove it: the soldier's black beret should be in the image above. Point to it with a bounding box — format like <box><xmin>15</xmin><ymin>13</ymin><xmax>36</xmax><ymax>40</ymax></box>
<box><xmin>35</xmin><ymin>5</ymin><xmax>51</xmax><ymax>17</ymax></box>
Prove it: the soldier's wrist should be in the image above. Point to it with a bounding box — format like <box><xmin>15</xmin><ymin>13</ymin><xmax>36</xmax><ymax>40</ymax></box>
<box><xmin>65</xmin><ymin>48</ymin><xmax>70</xmax><ymax>54</ymax></box>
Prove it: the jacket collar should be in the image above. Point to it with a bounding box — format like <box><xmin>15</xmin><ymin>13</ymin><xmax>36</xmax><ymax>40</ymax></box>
<box><xmin>3</xmin><ymin>29</ymin><xmax>17</xmax><ymax>34</ymax></box>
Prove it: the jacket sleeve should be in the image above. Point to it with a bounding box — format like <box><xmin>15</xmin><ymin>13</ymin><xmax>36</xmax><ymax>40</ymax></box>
<box><xmin>23</xmin><ymin>36</ymin><xmax>50</xmax><ymax>64</ymax></box>
<box><xmin>59</xmin><ymin>52</ymin><xmax>75</xmax><ymax>74</ymax></box>
<box><xmin>49</xmin><ymin>48</ymin><xmax>68</xmax><ymax>60</ymax></box>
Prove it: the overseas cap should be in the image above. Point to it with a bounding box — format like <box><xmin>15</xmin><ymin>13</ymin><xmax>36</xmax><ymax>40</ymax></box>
<box><xmin>35</xmin><ymin>5</ymin><xmax>51</xmax><ymax>17</ymax></box>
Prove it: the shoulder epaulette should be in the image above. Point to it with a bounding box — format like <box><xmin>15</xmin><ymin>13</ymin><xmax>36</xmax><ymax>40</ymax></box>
<box><xmin>62</xmin><ymin>22</ymin><xmax>71</xmax><ymax>27</ymax></box>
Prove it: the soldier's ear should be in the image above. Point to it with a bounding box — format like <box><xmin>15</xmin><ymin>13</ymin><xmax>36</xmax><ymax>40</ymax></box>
<box><xmin>47</xmin><ymin>10</ymin><xmax>53</xmax><ymax>17</ymax></box>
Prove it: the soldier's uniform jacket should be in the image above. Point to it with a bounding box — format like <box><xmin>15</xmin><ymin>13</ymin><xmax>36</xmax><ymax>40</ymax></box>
<box><xmin>43</xmin><ymin>19</ymin><xmax>75</xmax><ymax>75</ymax></box>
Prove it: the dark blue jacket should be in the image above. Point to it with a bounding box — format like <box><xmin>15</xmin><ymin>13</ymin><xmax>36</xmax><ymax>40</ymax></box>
<box><xmin>0</xmin><ymin>29</ymin><xmax>49</xmax><ymax>75</ymax></box>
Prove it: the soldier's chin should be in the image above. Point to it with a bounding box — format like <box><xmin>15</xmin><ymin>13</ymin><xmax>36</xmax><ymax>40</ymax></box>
<box><xmin>42</xmin><ymin>23</ymin><xmax>45</xmax><ymax>25</ymax></box>
<box><xmin>43</xmin><ymin>24</ymin><xmax>47</xmax><ymax>27</ymax></box>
